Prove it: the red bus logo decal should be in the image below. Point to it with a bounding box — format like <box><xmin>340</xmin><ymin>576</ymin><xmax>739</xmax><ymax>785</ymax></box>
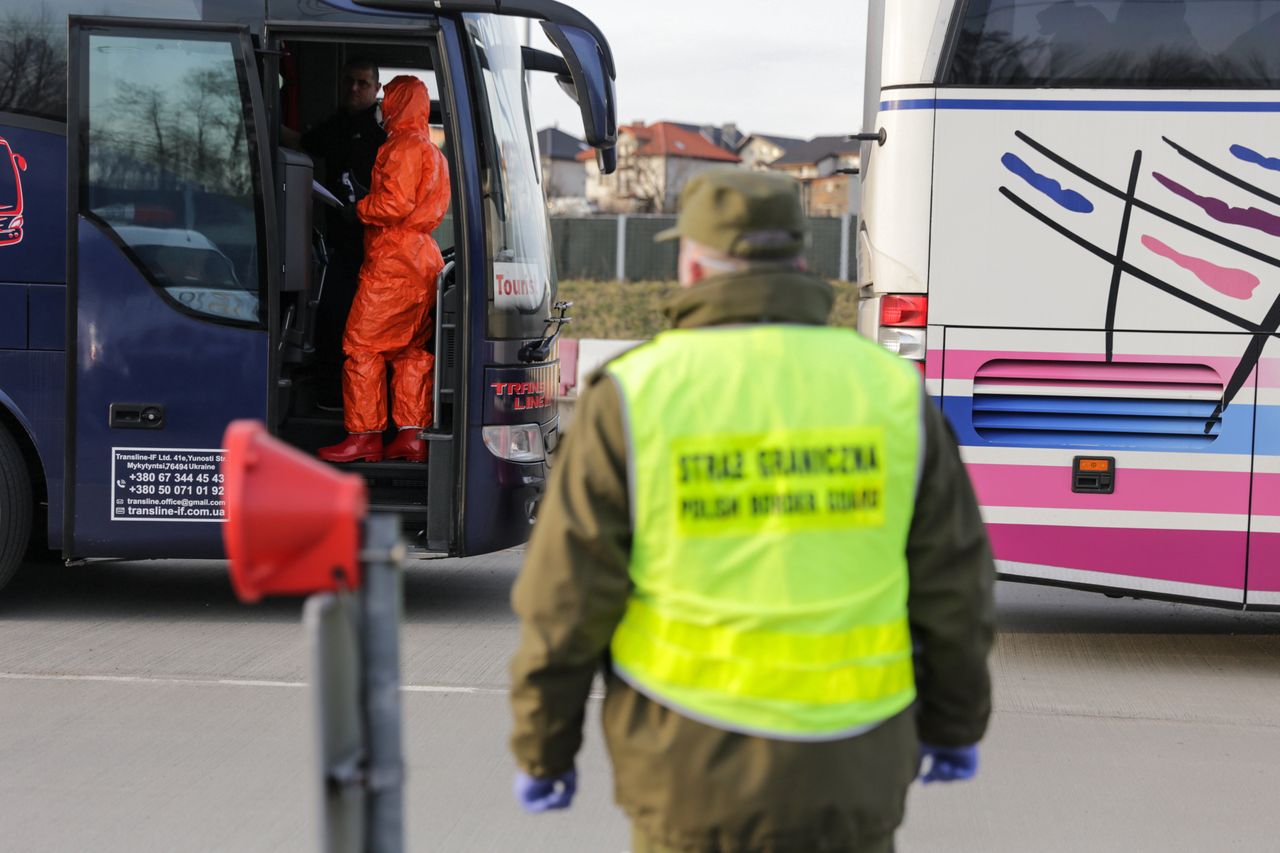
<box><xmin>0</xmin><ymin>137</ymin><xmax>27</xmax><ymax>248</ymax></box>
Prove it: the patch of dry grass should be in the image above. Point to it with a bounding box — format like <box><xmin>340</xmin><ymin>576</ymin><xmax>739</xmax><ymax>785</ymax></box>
<box><xmin>558</xmin><ymin>279</ymin><xmax>860</xmax><ymax>340</ymax></box>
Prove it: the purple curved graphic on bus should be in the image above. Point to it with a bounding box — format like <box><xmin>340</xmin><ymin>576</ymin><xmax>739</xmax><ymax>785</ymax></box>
<box><xmin>0</xmin><ymin>136</ymin><xmax>25</xmax><ymax>248</ymax></box>
<box><xmin>1153</xmin><ymin>171</ymin><xmax>1280</xmax><ymax>238</ymax></box>
<box><xmin>1140</xmin><ymin>234</ymin><xmax>1260</xmax><ymax>300</ymax></box>
<box><xmin>1231</xmin><ymin>144</ymin><xmax>1280</xmax><ymax>173</ymax></box>
<box><xmin>1001</xmin><ymin>152</ymin><xmax>1094</xmax><ymax>213</ymax></box>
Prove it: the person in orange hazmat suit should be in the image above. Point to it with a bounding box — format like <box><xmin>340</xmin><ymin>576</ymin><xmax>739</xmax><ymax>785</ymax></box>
<box><xmin>318</xmin><ymin>75</ymin><xmax>451</xmax><ymax>464</ymax></box>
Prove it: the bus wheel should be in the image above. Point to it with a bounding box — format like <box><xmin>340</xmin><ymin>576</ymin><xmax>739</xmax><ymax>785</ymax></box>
<box><xmin>0</xmin><ymin>426</ymin><xmax>32</xmax><ymax>593</ymax></box>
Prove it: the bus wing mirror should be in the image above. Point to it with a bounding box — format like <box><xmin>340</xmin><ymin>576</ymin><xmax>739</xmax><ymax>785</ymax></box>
<box><xmin>539</xmin><ymin>21</ymin><xmax>617</xmax><ymax>173</ymax></box>
<box><xmin>554</xmin><ymin>74</ymin><xmax>578</xmax><ymax>105</ymax></box>
<box><xmin>13</xmin><ymin>154</ymin><xmax>26</xmax><ymax>171</ymax></box>
<box><xmin>522</xmin><ymin>45</ymin><xmax>569</xmax><ymax>77</ymax></box>
<box><xmin>520</xmin><ymin>46</ymin><xmax>579</xmax><ymax>104</ymax></box>
<box><xmin>596</xmin><ymin>145</ymin><xmax>617</xmax><ymax>174</ymax></box>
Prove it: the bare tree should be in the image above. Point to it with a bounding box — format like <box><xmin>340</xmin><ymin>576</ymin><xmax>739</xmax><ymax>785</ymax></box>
<box><xmin>599</xmin><ymin>135</ymin><xmax>664</xmax><ymax>214</ymax></box>
<box><xmin>0</xmin><ymin>9</ymin><xmax>67</xmax><ymax>119</ymax></box>
<box><xmin>94</xmin><ymin>66</ymin><xmax>251</xmax><ymax>199</ymax></box>
<box><xmin>618</xmin><ymin>154</ymin><xmax>665</xmax><ymax>214</ymax></box>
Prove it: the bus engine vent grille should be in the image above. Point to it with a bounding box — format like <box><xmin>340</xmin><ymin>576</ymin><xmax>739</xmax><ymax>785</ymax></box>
<box><xmin>971</xmin><ymin>359</ymin><xmax>1225</xmax><ymax>448</ymax></box>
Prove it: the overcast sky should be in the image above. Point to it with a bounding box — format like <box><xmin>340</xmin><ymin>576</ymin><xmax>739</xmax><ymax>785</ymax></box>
<box><xmin>527</xmin><ymin>0</ymin><xmax>870</xmax><ymax>142</ymax></box>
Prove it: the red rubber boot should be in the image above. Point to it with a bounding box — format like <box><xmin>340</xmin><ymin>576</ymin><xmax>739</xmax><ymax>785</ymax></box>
<box><xmin>317</xmin><ymin>433</ymin><xmax>384</xmax><ymax>463</ymax></box>
<box><xmin>384</xmin><ymin>428</ymin><xmax>428</xmax><ymax>463</ymax></box>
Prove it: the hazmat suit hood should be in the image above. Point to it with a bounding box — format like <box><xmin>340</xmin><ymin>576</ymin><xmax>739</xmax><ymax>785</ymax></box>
<box><xmin>381</xmin><ymin>75</ymin><xmax>431</xmax><ymax>133</ymax></box>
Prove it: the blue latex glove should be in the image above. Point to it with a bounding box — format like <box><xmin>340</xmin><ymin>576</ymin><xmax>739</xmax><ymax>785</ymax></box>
<box><xmin>918</xmin><ymin>744</ymin><xmax>979</xmax><ymax>783</ymax></box>
<box><xmin>513</xmin><ymin>769</ymin><xmax>578</xmax><ymax>813</ymax></box>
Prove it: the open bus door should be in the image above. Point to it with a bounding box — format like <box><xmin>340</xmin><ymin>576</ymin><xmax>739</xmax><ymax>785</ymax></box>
<box><xmin>338</xmin><ymin>0</ymin><xmax>618</xmax><ymax>558</ymax></box>
<box><xmin>65</xmin><ymin>18</ymin><xmax>276</xmax><ymax>558</ymax></box>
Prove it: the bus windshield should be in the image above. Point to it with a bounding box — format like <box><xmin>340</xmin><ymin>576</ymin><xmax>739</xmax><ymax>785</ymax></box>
<box><xmin>0</xmin><ymin>141</ymin><xmax>17</xmax><ymax>210</ymax></box>
<box><xmin>947</xmin><ymin>0</ymin><xmax>1280</xmax><ymax>88</ymax></box>
<box><xmin>467</xmin><ymin>13</ymin><xmax>556</xmax><ymax>341</ymax></box>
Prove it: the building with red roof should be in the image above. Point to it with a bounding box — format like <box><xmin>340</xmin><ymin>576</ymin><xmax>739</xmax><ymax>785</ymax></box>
<box><xmin>581</xmin><ymin>121</ymin><xmax>741</xmax><ymax>213</ymax></box>
<box><xmin>764</xmin><ymin>135</ymin><xmax>862</xmax><ymax>217</ymax></box>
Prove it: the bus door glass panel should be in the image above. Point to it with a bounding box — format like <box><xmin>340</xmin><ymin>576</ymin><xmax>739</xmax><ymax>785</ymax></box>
<box><xmin>69</xmin><ymin>22</ymin><xmax>270</xmax><ymax>558</ymax></box>
<box><xmin>467</xmin><ymin>14</ymin><xmax>554</xmax><ymax>341</ymax></box>
<box><xmin>941</xmin><ymin>327</ymin><xmax>1251</xmax><ymax>605</ymax></box>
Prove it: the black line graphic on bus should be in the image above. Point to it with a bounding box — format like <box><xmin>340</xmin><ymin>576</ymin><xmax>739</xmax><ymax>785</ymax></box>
<box><xmin>1000</xmin><ymin>130</ymin><xmax>1280</xmax><ymax>431</ymax></box>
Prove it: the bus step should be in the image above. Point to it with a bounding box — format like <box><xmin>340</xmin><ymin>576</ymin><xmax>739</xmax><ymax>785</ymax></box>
<box><xmin>334</xmin><ymin>460</ymin><xmax>430</xmax><ymax>480</ymax></box>
<box><xmin>369</xmin><ymin>502</ymin><xmax>429</xmax><ymax>517</ymax></box>
<box><xmin>371</xmin><ymin>503</ymin><xmax>430</xmax><ymax>536</ymax></box>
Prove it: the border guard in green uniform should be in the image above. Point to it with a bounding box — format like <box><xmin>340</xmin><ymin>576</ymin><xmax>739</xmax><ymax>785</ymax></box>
<box><xmin>509</xmin><ymin>167</ymin><xmax>996</xmax><ymax>853</ymax></box>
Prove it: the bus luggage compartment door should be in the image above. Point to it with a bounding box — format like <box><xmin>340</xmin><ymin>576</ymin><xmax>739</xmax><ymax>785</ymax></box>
<box><xmin>1248</xmin><ymin>363</ymin><xmax>1280</xmax><ymax>610</ymax></box>
<box><xmin>941</xmin><ymin>327</ymin><xmax>1253</xmax><ymax>606</ymax></box>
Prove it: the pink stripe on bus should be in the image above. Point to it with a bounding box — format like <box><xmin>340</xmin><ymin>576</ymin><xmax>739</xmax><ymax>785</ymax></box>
<box><xmin>977</xmin><ymin>361</ymin><xmax>1217</xmax><ymax>384</ymax></box>
<box><xmin>1247</xmin><ymin>532</ymin><xmax>1280</xmax><ymax>594</ymax></box>
<box><xmin>1256</xmin><ymin>358</ymin><xmax>1280</xmax><ymax>387</ymax></box>
<box><xmin>925</xmin><ymin>348</ymin><xmax>943</xmax><ymax>380</ymax></box>
<box><xmin>969</xmin><ymin>464</ymin><xmax>1251</xmax><ymax>514</ymax></box>
<box><xmin>989</xmin><ymin>523</ymin><xmax>1246</xmax><ymax>589</ymax></box>
<box><xmin>1250</xmin><ymin>473</ymin><xmax>1280</xmax><ymax>517</ymax></box>
<box><xmin>940</xmin><ymin>350</ymin><xmax>1264</xmax><ymax>387</ymax></box>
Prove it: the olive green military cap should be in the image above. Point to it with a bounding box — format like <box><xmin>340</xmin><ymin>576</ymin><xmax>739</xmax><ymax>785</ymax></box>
<box><xmin>655</xmin><ymin>167</ymin><xmax>806</xmax><ymax>259</ymax></box>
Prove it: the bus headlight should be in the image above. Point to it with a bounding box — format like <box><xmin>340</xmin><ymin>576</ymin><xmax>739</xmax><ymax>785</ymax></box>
<box><xmin>483</xmin><ymin>424</ymin><xmax>545</xmax><ymax>463</ymax></box>
<box><xmin>878</xmin><ymin>327</ymin><xmax>926</xmax><ymax>360</ymax></box>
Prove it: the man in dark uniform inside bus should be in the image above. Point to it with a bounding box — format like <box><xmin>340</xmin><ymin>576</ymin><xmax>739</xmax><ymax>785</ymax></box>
<box><xmin>283</xmin><ymin>57</ymin><xmax>388</xmax><ymax>410</ymax></box>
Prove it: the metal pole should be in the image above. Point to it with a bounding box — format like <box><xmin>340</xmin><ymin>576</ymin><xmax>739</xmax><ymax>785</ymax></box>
<box><xmin>523</xmin><ymin>18</ymin><xmax>533</xmax><ymax>98</ymax></box>
<box><xmin>308</xmin><ymin>592</ymin><xmax>365</xmax><ymax>853</ymax></box>
<box><xmin>838</xmin><ymin>212</ymin><xmax>852</xmax><ymax>282</ymax></box>
<box><xmin>361</xmin><ymin>513</ymin><xmax>407</xmax><ymax>853</ymax></box>
<box><xmin>615</xmin><ymin>214</ymin><xmax>627</xmax><ymax>282</ymax></box>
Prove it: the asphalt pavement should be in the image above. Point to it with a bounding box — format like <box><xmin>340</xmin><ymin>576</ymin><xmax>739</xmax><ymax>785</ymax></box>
<box><xmin>1</xmin><ymin>552</ymin><xmax>1278</xmax><ymax>852</ymax></box>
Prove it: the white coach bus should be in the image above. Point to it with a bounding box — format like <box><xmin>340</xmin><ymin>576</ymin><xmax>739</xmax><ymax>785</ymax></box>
<box><xmin>858</xmin><ymin>0</ymin><xmax>1280</xmax><ymax>608</ymax></box>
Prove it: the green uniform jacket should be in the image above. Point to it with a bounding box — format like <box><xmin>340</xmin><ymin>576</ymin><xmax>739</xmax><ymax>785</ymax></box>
<box><xmin>510</xmin><ymin>270</ymin><xmax>996</xmax><ymax>852</ymax></box>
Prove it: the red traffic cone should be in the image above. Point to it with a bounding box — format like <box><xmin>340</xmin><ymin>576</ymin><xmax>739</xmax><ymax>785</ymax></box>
<box><xmin>222</xmin><ymin>420</ymin><xmax>368</xmax><ymax>603</ymax></box>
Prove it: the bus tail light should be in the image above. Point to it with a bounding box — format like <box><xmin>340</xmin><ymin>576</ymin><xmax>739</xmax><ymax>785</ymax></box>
<box><xmin>878</xmin><ymin>295</ymin><xmax>928</xmax><ymax>364</ymax></box>
<box><xmin>483</xmin><ymin>424</ymin><xmax>546</xmax><ymax>463</ymax></box>
<box><xmin>880</xmin><ymin>295</ymin><xmax>928</xmax><ymax>327</ymax></box>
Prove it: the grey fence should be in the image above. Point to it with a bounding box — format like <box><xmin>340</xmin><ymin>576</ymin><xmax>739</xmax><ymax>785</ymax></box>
<box><xmin>551</xmin><ymin>214</ymin><xmax>857</xmax><ymax>282</ymax></box>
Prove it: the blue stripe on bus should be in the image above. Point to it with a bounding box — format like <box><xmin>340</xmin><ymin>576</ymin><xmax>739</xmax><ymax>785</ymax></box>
<box><xmin>1253</xmin><ymin>406</ymin><xmax>1280</xmax><ymax>457</ymax></box>
<box><xmin>973</xmin><ymin>395</ymin><xmax>1219</xmax><ymax>417</ymax></box>
<box><xmin>880</xmin><ymin>98</ymin><xmax>1280</xmax><ymax>113</ymax></box>
<box><xmin>940</xmin><ymin>396</ymin><xmax>1257</xmax><ymax>454</ymax></box>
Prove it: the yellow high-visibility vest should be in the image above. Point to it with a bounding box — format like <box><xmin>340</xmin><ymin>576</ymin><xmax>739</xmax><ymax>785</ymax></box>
<box><xmin>606</xmin><ymin>324</ymin><xmax>922</xmax><ymax>740</ymax></box>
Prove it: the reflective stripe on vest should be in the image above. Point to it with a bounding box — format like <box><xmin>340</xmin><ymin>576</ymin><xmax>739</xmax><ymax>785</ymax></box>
<box><xmin>607</xmin><ymin>324</ymin><xmax>921</xmax><ymax>740</ymax></box>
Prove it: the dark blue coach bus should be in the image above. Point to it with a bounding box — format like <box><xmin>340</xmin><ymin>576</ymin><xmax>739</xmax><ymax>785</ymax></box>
<box><xmin>0</xmin><ymin>0</ymin><xmax>617</xmax><ymax>590</ymax></box>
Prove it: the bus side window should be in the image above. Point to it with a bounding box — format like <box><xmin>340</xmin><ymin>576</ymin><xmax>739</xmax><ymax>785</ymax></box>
<box><xmin>84</xmin><ymin>33</ymin><xmax>264</xmax><ymax>326</ymax></box>
<box><xmin>945</xmin><ymin>0</ymin><xmax>1280</xmax><ymax>89</ymax></box>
